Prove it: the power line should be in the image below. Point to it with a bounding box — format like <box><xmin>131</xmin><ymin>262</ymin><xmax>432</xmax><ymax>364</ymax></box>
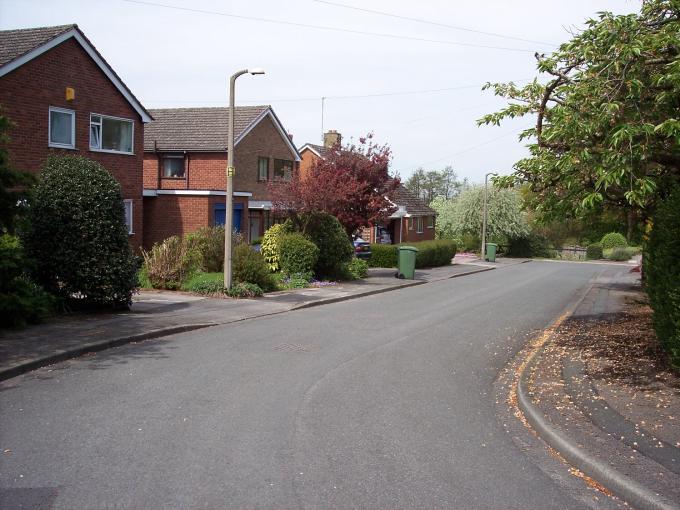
<box><xmin>121</xmin><ymin>0</ymin><xmax>536</xmax><ymax>53</ymax></box>
<box><xmin>313</xmin><ymin>0</ymin><xmax>557</xmax><ymax>47</ymax></box>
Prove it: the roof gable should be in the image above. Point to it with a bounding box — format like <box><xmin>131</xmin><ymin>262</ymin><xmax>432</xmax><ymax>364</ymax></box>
<box><xmin>0</xmin><ymin>24</ymin><xmax>152</xmax><ymax>123</ymax></box>
<box><xmin>144</xmin><ymin>106</ymin><xmax>300</xmax><ymax>161</ymax></box>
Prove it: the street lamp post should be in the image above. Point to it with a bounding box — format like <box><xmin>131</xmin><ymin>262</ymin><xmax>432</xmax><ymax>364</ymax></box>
<box><xmin>225</xmin><ymin>68</ymin><xmax>265</xmax><ymax>290</ymax></box>
<box><xmin>481</xmin><ymin>171</ymin><xmax>498</xmax><ymax>261</ymax></box>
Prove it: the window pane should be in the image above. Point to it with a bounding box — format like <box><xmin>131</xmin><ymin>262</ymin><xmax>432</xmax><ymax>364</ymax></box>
<box><xmin>163</xmin><ymin>157</ymin><xmax>185</xmax><ymax>177</ymax></box>
<box><xmin>90</xmin><ymin>124</ymin><xmax>101</xmax><ymax>149</ymax></box>
<box><xmin>50</xmin><ymin>110</ymin><xmax>72</xmax><ymax>145</ymax></box>
<box><xmin>258</xmin><ymin>157</ymin><xmax>268</xmax><ymax>180</ymax></box>
<box><xmin>101</xmin><ymin>117</ymin><xmax>133</xmax><ymax>153</ymax></box>
<box><xmin>124</xmin><ymin>200</ymin><xmax>133</xmax><ymax>234</ymax></box>
<box><xmin>274</xmin><ymin>159</ymin><xmax>292</xmax><ymax>180</ymax></box>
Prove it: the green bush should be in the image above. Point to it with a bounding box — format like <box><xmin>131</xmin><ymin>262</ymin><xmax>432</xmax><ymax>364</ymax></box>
<box><xmin>278</xmin><ymin>233</ymin><xmax>319</xmax><ymax>276</ymax></box>
<box><xmin>226</xmin><ymin>282</ymin><xmax>263</xmax><ymax>298</ymax></box>
<box><xmin>142</xmin><ymin>235</ymin><xmax>201</xmax><ymax>290</ymax></box>
<box><xmin>507</xmin><ymin>234</ymin><xmax>551</xmax><ymax>258</ymax></box>
<box><xmin>601</xmin><ymin>232</ymin><xmax>627</xmax><ymax>250</ymax></box>
<box><xmin>346</xmin><ymin>257</ymin><xmax>369</xmax><ymax>279</ymax></box>
<box><xmin>605</xmin><ymin>246</ymin><xmax>636</xmax><ymax>261</ymax></box>
<box><xmin>181</xmin><ymin>272</ymin><xmax>224</xmax><ymax>294</ymax></box>
<box><xmin>186</xmin><ymin>226</ymin><xmax>225</xmax><ymax>272</ymax></box>
<box><xmin>285</xmin><ymin>212</ymin><xmax>353</xmax><ymax>278</ymax></box>
<box><xmin>586</xmin><ymin>242</ymin><xmax>604</xmax><ymax>260</ymax></box>
<box><xmin>261</xmin><ymin>223</ymin><xmax>292</xmax><ymax>272</ymax></box>
<box><xmin>232</xmin><ymin>243</ymin><xmax>275</xmax><ymax>291</ymax></box>
<box><xmin>23</xmin><ymin>155</ymin><xmax>138</xmax><ymax>307</ymax></box>
<box><xmin>368</xmin><ymin>244</ymin><xmax>398</xmax><ymax>267</ymax></box>
<box><xmin>0</xmin><ymin>234</ymin><xmax>55</xmax><ymax>327</ymax></box>
<box><xmin>644</xmin><ymin>188</ymin><xmax>680</xmax><ymax>369</ymax></box>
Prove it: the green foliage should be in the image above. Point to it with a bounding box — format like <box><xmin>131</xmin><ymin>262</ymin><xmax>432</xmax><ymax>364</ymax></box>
<box><xmin>226</xmin><ymin>282</ymin><xmax>263</xmax><ymax>298</ymax></box>
<box><xmin>604</xmin><ymin>246</ymin><xmax>635</xmax><ymax>261</ymax></box>
<box><xmin>367</xmin><ymin>244</ymin><xmax>398</xmax><ymax>268</ymax></box>
<box><xmin>431</xmin><ymin>186</ymin><xmax>529</xmax><ymax>243</ymax></box>
<box><xmin>404</xmin><ymin>166</ymin><xmax>464</xmax><ymax>204</ymax></box>
<box><xmin>285</xmin><ymin>212</ymin><xmax>353</xmax><ymax>278</ymax></box>
<box><xmin>507</xmin><ymin>234</ymin><xmax>551</xmax><ymax>258</ymax></box>
<box><xmin>137</xmin><ymin>266</ymin><xmax>152</xmax><ymax>288</ymax></box>
<box><xmin>479</xmin><ymin>2</ymin><xmax>680</xmax><ymax>220</ymax></box>
<box><xmin>0</xmin><ymin>234</ymin><xmax>55</xmax><ymax>327</ymax></box>
<box><xmin>232</xmin><ymin>243</ymin><xmax>275</xmax><ymax>291</ymax></box>
<box><xmin>601</xmin><ymin>232</ymin><xmax>628</xmax><ymax>250</ymax></box>
<box><xmin>272</xmin><ymin>271</ymin><xmax>312</xmax><ymax>290</ymax></box>
<box><xmin>181</xmin><ymin>272</ymin><xmax>224</xmax><ymax>293</ymax></box>
<box><xmin>644</xmin><ymin>188</ymin><xmax>680</xmax><ymax>369</ymax></box>
<box><xmin>278</xmin><ymin>233</ymin><xmax>319</xmax><ymax>276</ymax></box>
<box><xmin>23</xmin><ymin>155</ymin><xmax>138</xmax><ymax>307</ymax></box>
<box><xmin>186</xmin><ymin>226</ymin><xmax>225</xmax><ymax>273</ymax></box>
<box><xmin>142</xmin><ymin>235</ymin><xmax>201</xmax><ymax>290</ymax></box>
<box><xmin>261</xmin><ymin>223</ymin><xmax>292</xmax><ymax>272</ymax></box>
<box><xmin>367</xmin><ymin>240</ymin><xmax>457</xmax><ymax>268</ymax></box>
<box><xmin>345</xmin><ymin>257</ymin><xmax>369</xmax><ymax>279</ymax></box>
<box><xmin>586</xmin><ymin>243</ymin><xmax>604</xmax><ymax>260</ymax></box>
<box><xmin>0</xmin><ymin>114</ymin><xmax>36</xmax><ymax>233</ymax></box>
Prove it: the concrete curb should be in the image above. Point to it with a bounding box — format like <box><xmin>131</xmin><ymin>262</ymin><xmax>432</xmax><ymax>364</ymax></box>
<box><xmin>516</xmin><ymin>311</ymin><xmax>680</xmax><ymax>510</ymax></box>
<box><xmin>0</xmin><ymin>323</ymin><xmax>215</xmax><ymax>383</ymax></box>
<box><xmin>0</xmin><ymin>265</ymin><xmax>496</xmax><ymax>382</ymax></box>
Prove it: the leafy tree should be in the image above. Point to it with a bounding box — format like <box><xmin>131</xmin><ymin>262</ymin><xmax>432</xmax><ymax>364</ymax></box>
<box><xmin>405</xmin><ymin>166</ymin><xmax>463</xmax><ymax>205</ymax></box>
<box><xmin>0</xmin><ymin>114</ymin><xmax>35</xmax><ymax>233</ymax></box>
<box><xmin>431</xmin><ymin>186</ymin><xmax>529</xmax><ymax>242</ymax></box>
<box><xmin>24</xmin><ymin>155</ymin><xmax>138</xmax><ymax>308</ymax></box>
<box><xmin>270</xmin><ymin>133</ymin><xmax>399</xmax><ymax>235</ymax></box>
<box><xmin>478</xmin><ymin>1</ymin><xmax>680</xmax><ymax>221</ymax></box>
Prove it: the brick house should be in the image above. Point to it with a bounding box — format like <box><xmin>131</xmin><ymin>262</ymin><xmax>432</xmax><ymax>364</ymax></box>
<box><xmin>142</xmin><ymin>106</ymin><xmax>300</xmax><ymax>249</ymax></box>
<box><xmin>0</xmin><ymin>24</ymin><xmax>152</xmax><ymax>251</ymax></box>
<box><xmin>299</xmin><ymin>131</ymin><xmax>437</xmax><ymax>244</ymax></box>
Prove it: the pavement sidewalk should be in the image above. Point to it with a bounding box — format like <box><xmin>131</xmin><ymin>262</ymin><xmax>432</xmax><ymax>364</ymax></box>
<box><xmin>518</xmin><ymin>268</ymin><xmax>680</xmax><ymax>509</ymax></box>
<box><xmin>0</xmin><ymin>260</ymin><xmax>502</xmax><ymax>381</ymax></box>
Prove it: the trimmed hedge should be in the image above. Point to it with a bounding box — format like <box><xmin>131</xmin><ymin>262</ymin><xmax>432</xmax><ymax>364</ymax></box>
<box><xmin>644</xmin><ymin>188</ymin><xmax>680</xmax><ymax>369</ymax></box>
<box><xmin>368</xmin><ymin>240</ymin><xmax>457</xmax><ymax>268</ymax></box>
<box><xmin>24</xmin><ymin>155</ymin><xmax>138</xmax><ymax>307</ymax></box>
<box><xmin>601</xmin><ymin>232</ymin><xmax>627</xmax><ymax>250</ymax></box>
<box><xmin>278</xmin><ymin>233</ymin><xmax>319</xmax><ymax>276</ymax></box>
<box><xmin>586</xmin><ymin>242</ymin><xmax>603</xmax><ymax>260</ymax></box>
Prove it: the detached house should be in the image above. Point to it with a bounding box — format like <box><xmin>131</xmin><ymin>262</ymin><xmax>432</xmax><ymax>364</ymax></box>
<box><xmin>0</xmin><ymin>24</ymin><xmax>152</xmax><ymax>250</ymax></box>
<box><xmin>142</xmin><ymin>106</ymin><xmax>300</xmax><ymax>249</ymax></box>
<box><xmin>299</xmin><ymin>131</ymin><xmax>437</xmax><ymax>245</ymax></box>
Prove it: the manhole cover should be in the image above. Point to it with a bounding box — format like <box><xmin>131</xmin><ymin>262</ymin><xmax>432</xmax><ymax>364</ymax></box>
<box><xmin>274</xmin><ymin>343</ymin><xmax>315</xmax><ymax>352</ymax></box>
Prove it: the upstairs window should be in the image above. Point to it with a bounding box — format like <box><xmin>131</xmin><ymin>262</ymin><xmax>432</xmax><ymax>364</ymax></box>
<box><xmin>258</xmin><ymin>157</ymin><xmax>269</xmax><ymax>181</ymax></box>
<box><xmin>49</xmin><ymin>107</ymin><xmax>75</xmax><ymax>149</ymax></box>
<box><xmin>90</xmin><ymin>114</ymin><xmax>133</xmax><ymax>154</ymax></box>
<box><xmin>274</xmin><ymin>159</ymin><xmax>292</xmax><ymax>181</ymax></box>
<box><xmin>162</xmin><ymin>155</ymin><xmax>185</xmax><ymax>178</ymax></box>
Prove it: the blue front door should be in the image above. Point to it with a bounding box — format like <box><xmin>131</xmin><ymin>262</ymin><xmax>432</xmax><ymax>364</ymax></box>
<box><xmin>214</xmin><ymin>203</ymin><xmax>242</xmax><ymax>232</ymax></box>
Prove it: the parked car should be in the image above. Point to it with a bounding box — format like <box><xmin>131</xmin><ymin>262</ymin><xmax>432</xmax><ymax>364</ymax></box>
<box><xmin>353</xmin><ymin>237</ymin><xmax>371</xmax><ymax>260</ymax></box>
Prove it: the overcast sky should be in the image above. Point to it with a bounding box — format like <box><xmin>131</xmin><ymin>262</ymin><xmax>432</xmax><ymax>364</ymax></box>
<box><xmin>1</xmin><ymin>0</ymin><xmax>638</xmax><ymax>183</ymax></box>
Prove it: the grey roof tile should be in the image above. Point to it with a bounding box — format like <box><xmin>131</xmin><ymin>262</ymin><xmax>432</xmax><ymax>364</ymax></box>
<box><xmin>0</xmin><ymin>24</ymin><xmax>76</xmax><ymax>67</ymax></box>
<box><xmin>389</xmin><ymin>182</ymin><xmax>437</xmax><ymax>217</ymax></box>
<box><xmin>144</xmin><ymin>106</ymin><xmax>270</xmax><ymax>151</ymax></box>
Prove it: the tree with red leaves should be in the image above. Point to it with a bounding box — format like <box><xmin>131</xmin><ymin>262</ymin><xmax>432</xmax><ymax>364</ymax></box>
<box><xmin>270</xmin><ymin>134</ymin><xmax>399</xmax><ymax>236</ymax></box>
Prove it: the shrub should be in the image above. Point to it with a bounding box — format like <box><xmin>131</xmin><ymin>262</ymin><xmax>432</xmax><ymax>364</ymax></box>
<box><xmin>605</xmin><ymin>246</ymin><xmax>636</xmax><ymax>261</ymax></box>
<box><xmin>644</xmin><ymin>188</ymin><xmax>680</xmax><ymax>369</ymax></box>
<box><xmin>23</xmin><ymin>155</ymin><xmax>138</xmax><ymax>307</ymax></box>
<box><xmin>232</xmin><ymin>243</ymin><xmax>275</xmax><ymax>291</ymax></box>
<box><xmin>601</xmin><ymin>232</ymin><xmax>627</xmax><ymax>250</ymax></box>
<box><xmin>261</xmin><ymin>223</ymin><xmax>292</xmax><ymax>272</ymax></box>
<box><xmin>346</xmin><ymin>257</ymin><xmax>369</xmax><ymax>279</ymax></box>
<box><xmin>368</xmin><ymin>244</ymin><xmax>398</xmax><ymax>268</ymax></box>
<box><xmin>507</xmin><ymin>234</ymin><xmax>552</xmax><ymax>258</ymax></box>
<box><xmin>285</xmin><ymin>212</ymin><xmax>354</xmax><ymax>278</ymax></box>
<box><xmin>586</xmin><ymin>242</ymin><xmax>604</xmax><ymax>260</ymax></box>
<box><xmin>181</xmin><ymin>272</ymin><xmax>225</xmax><ymax>294</ymax></box>
<box><xmin>0</xmin><ymin>234</ymin><xmax>55</xmax><ymax>327</ymax></box>
<box><xmin>226</xmin><ymin>282</ymin><xmax>263</xmax><ymax>298</ymax></box>
<box><xmin>186</xmin><ymin>226</ymin><xmax>224</xmax><ymax>272</ymax></box>
<box><xmin>278</xmin><ymin>233</ymin><xmax>319</xmax><ymax>276</ymax></box>
<box><xmin>142</xmin><ymin>235</ymin><xmax>201</xmax><ymax>290</ymax></box>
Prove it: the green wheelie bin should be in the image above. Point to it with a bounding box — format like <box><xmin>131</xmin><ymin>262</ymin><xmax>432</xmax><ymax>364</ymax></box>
<box><xmin>397</xmin><ymin>246</ymin><xmax>418</xmax><ymax>279</ymax></box>
<box><xmin>485</xmin><ymin>243</ymin><xmax>498</xmax><ymax>262</ymax></box>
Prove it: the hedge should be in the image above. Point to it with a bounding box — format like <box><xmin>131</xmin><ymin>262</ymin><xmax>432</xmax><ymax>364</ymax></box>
<box><xmin>278</xmin><ymin>233</ymin><xmax>319</xmax><ymax>276</ymax></box>
<box><xmin>644</xmin><ymin>188</ymin><xmax>680</xmax><ymax>369</ymax></box>
<box><xmin>368</xmin><ymin>240</ymin><xmax>457</xmax><ymax>268</ymax></box>
<box><xmin>601</xmin><ymin>232</ymin><xmax>627</xmax><ymax>250</ymax></box>
<box><xmin>586</xmin><ymin>242</ymin><xmax>603</xmax><ymax>260</ymax></box>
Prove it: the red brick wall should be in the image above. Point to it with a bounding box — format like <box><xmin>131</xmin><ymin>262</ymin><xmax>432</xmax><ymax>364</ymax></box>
<box><xmin>299</xmin><ymin>148</ymin><xmax>319</xmax><ymax>180</ymax></box>
<box><xmin>402</xmin><ymin>216</ymin><xmax>436</xmax><ymax>243</ymax></box>
<box><xmin>0</xmin><ymin>37</ymin><xmax>145</xmax><ymax>250</ymax></box>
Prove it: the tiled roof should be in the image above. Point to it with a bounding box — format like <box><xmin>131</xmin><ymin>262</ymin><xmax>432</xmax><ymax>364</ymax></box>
<box><xmin>389</xmin><ymin>183</ymin><xmax>437</xmax><ymax>217</ymax></box>
<box><xmin>0</xmin><ymin>24</ymin><xmax>75</xmax><ymax>67</ymax></box>
<box><xmin>144</xmin><ymin>106</ymin><xmax>270</xmax><ymax>151</ymax></box>
<box><xmin>299</xmin><ymin>143</ymin><xmax>330</xmax><ymax>158</ymax></box>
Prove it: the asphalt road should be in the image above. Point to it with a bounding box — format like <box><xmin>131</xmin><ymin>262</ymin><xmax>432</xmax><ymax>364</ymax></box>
<box><xmin>0</xmin><ymin>261</ymin><xmax>624</xmax><ymax>509</ymax></box>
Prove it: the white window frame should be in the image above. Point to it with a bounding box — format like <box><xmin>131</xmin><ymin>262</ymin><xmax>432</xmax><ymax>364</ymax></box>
<box><xmin>89</xmin><ymin>113</ymin><xmax>134</xmax><ymax>155</ymax></box>
<box><xmin>416</xmin><ymin>217</ymin><xmax>424</xmax><ymax>233</ymax></box>
<box><xmin>258</xmin><ymin>157</ymin><xmax>269</xmax><ymax>181</ymax></box>
<box><xmin>48</xmin><ymin>106</ymin><xmax>76</xmax><ymax>149</ymax></box>
<box><xmin>123</xmin><ymin>199</ymin><xmax>133</xmax><ymax>235</ymax></box>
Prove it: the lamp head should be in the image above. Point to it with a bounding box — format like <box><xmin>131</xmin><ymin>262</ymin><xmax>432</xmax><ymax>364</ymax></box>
<box><xmin>248</xmin><ymin>68</ymin><xmax>265</xmax><ymax>75</ymax></box>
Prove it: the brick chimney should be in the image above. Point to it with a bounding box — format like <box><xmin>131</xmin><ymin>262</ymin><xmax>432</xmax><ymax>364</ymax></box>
<box><xmin>323</xmin><ymin>130</ymin><xmax>341</xmax><ymax>148</ymax></box>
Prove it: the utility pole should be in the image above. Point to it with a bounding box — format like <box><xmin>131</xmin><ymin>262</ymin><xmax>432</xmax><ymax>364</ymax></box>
<box><xmin>321</xmin><ymin>96</ymin><xmax>325</xmax><ymax>142</ymax></box>
<box><xmin>481</xmin><ymin>171</ymin><xmax>498</xmax><ymax>261</ymax></box>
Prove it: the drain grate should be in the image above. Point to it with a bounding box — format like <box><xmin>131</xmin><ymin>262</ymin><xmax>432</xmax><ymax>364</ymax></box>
<box><xmin>273</xmin><ymin>343</ymin><xmax>315</xmax><ymax>352</ymax></box>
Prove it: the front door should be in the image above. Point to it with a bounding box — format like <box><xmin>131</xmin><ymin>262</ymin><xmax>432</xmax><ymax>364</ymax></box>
<box><xmin>214</xmin><ymin>203</ymin><xmax>243</xmax><ymax>232</ymax></box>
